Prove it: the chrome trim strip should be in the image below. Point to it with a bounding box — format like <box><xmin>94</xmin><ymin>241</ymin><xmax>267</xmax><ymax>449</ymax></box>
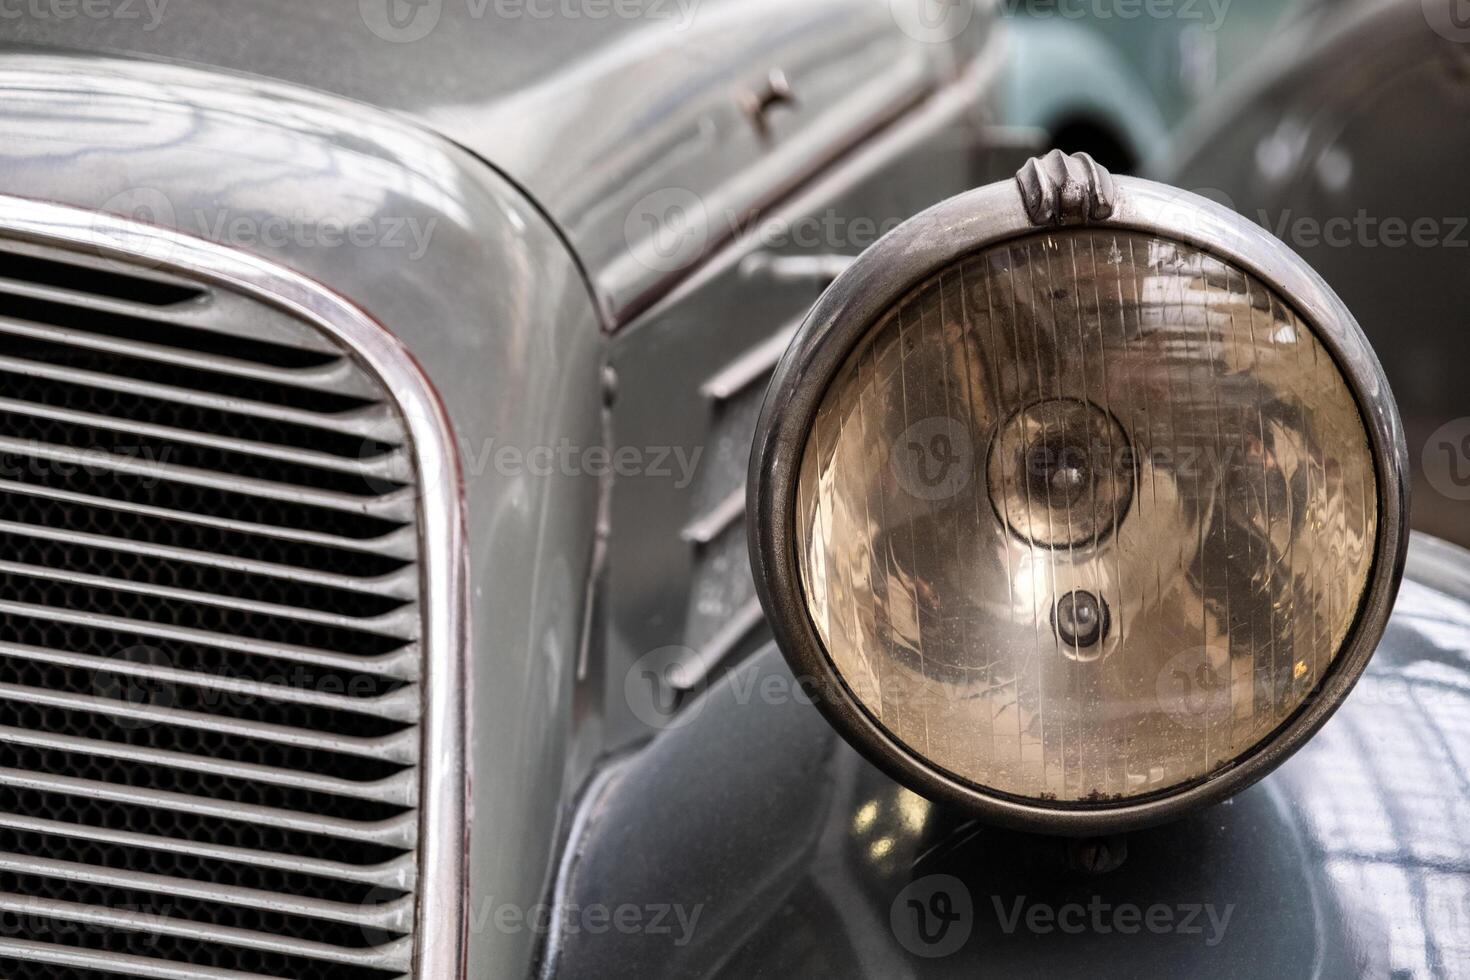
<box><xmin>699</xmin><ymin>321</ymin><xmax>801</xmax><ymax>404</ymax></box>
<box><xmin>0</xmin><ymin>851</ymin><xmax>416</xmax><ymax>929</ymax></box>
<box><xmin>0</xmin><ymin>596</ymin><xmax>421</xmax><ymax>681</ymax></box>
<box><xmin>0</xmin><ymin>724</ymin><xmax>419</xmax><ymax>805</ymax></box>
<box><xmin>0</xmin><ymin>196</ymin><xmax>469</xmax><ymax>978</ymax></box>
<box><xmin>0</xmin><ymin>892</ymin><xmax>413</xmax><ymax>969</ymax></box>
<box><xmin>0</xmin><ymin>936</ymin><xmax>290</xmax><ymax>980</ymax></box>
<box><xmin>675</xmin><ymin>596</ymin><xmax>766</xmax><ymax>693</ymax></box>
<box><xmin>0</xmin><ymin>310</ymin><xmax>380</xmax><ymax>396</ymax></box>
<box><xmin>0</xmin><ymin>765</ymin><xmax>420</xmax><ymax>844</ymax></box>
<box><xmin>680</xmin><ymin>486</ymin><xmax>747</xmax><ymax>547</ymax></box>
<box><xmin>0</xmin><ymin>808</ymin><xmax>418</xmax><ymax>889</ymax></box>
<box><xmin>0</xmin><ymin>348</ymin><xmax>401</xmax><ymax>438</ymax></box>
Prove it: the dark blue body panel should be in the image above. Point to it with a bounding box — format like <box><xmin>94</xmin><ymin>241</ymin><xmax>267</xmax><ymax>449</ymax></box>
<box><xmin>547</xmin><ymin>534</ymin><xmax>1469</xmax><ymax>978</ymax></box>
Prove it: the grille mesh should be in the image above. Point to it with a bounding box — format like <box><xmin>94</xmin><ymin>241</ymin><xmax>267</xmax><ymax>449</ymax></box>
<box><xmin>0</xmin><ymin>239</ymin><xmax>425</xmax><ymax>978</ymax></box>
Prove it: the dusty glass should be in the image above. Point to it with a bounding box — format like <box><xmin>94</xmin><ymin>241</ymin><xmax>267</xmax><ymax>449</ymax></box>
<box><xmin>796</xmin><ymin>229</ymin><xmax>1377</xmax><ymax>802</ymax></box>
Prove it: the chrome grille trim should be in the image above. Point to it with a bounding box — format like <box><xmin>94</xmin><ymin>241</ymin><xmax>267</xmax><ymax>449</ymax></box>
<box><xmin>0</xmin><ymin>198</ymin><xmax>467</xmax><ymax>979</ymax></box>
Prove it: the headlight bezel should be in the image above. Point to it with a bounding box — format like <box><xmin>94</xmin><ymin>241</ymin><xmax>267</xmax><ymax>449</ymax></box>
<box><xmin>748</xmin><ymin>154</ymin><xmax>1409</xmax><ymax>835</ymax></box>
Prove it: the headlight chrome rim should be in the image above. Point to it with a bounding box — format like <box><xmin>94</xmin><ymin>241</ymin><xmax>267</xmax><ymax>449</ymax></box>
<box><xmin>748</xmin><ymin>158</ymin><xmax>1409</xmax><ymax>835</ymax></box>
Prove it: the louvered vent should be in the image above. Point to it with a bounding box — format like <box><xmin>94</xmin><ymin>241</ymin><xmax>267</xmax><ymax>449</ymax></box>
<box><xmin>672</xmin><ymin>326</ymin><xmax>795</xmax><ymax>691</ymax></box>
<box><xmin>0</xmin><ymin>238</ymin><xmax>426</xmax><ymax>979</ymax></box>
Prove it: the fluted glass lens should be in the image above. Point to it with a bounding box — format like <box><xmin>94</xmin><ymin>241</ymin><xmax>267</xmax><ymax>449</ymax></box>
<box><xmin>796</xmin><ymin>230</ymin><xmax>1377</xmax><ymax>802</ymax></box>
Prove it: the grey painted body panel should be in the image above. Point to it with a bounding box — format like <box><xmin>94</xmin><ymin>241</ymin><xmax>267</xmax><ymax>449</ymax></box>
<box><xmin>549</xmin><ymin>533</ymin><xmax>1469</xmax><ymax>978</ymax></box>
<box><xmin>0</xmin><ymin>0</ymin><xmax>977</xmax><ymax>321</ymax></box>
<box><xmin>0</xmin><ymin>53</ymin><xmax>606</xmax><ymax>978</ymax></box>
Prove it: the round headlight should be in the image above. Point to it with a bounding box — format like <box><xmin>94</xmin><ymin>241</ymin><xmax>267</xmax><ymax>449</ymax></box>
<box><xmin>749</xmin><ymin>152</ymin><xmax>1407</xmax><ymax>834</ymax></box>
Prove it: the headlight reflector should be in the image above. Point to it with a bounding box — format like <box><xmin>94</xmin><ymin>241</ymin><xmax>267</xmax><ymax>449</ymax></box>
<box><xmin>750</xmin><ymin>156</ymin><xmax>1407</xmax><ymax>833</ymax></box>
<box><xmin>794</xmin><ymin>228</ymin><xmax>1377</xmax><ymax>803</ymax></box>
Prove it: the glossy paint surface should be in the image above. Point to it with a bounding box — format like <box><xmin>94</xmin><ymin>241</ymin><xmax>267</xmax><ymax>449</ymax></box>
<box><xmin>0</xmin><ymin>0</ymin><xmax>970</xmax><ymax>321</ymax></box>
<box><xmin>549</xmin><ymin>533</ymin><xmax>1470</xmax><ymax>978</ymax></box>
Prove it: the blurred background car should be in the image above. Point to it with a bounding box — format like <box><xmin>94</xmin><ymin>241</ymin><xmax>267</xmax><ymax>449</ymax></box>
<box><xmin>1006</xmin><ymin>0</ymin><xmax>1470</xmax><ymax>546</ymax></box>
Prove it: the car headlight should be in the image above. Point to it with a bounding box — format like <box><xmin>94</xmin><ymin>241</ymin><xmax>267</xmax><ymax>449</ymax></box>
<box><xmin>749</xmin><ymin>151</ymin><xmax>1408</xmax><ymax>834</ymax></box>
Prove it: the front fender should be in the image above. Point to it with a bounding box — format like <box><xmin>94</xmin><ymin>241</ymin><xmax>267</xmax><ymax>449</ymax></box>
<box><xmin>545</xmin><ymin>532</ymin><xmax>1470</xmax><ymax>977</ymax></box>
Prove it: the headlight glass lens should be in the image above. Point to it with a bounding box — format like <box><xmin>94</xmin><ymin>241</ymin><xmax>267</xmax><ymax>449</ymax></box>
<box><xmin>796</xmin><ymin>229</ymin><xmax>1377</xmax><ymax>803</ymax></box>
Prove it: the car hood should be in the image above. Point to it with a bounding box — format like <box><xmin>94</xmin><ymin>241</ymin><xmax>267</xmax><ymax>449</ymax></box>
<box><xmin>0</xmin><ymin>0</ymin><xmax>980</xmax><ymax>322</ymax></box>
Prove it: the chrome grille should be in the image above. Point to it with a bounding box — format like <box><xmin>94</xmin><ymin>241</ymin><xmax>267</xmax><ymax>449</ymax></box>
<box><xmin>0</xmin><ymin>236</ymin><xmax>426</xmax><ymax>979</ymax></box>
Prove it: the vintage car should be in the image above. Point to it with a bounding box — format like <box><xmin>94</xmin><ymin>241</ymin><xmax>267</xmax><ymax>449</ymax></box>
<box><xmin>0</xmin><ymin>1</ymin><xmax>1463</xmax><ymax>978</ymax></box>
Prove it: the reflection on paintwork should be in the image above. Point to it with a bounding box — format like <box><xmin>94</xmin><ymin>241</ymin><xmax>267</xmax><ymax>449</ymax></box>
<box><xmin>796</xmin><ymin>229</ymin><xmax>1377</xmax><ymax>802</ymax></box>
<box><xmin>1278</xmin><ymin>576</ymin><xmax>1470</xmax><ymax>978</ymax></box>
<box><xmin>550</xmin><ymin>541</ymin><xmax>1469</xmax><ymax>980</ymax></box>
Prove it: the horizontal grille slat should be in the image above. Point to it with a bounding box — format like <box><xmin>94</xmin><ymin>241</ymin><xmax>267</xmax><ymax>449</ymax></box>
<box><xmin>0</xmin><ymin>573</ymin><xmax>408</xmax><ymax>657</ymax></box>
<box><xmin>0</xmin><ymin>782</ymin><xmax>409</xmax><ymax>867</ymax></box>
<box><xmin>0</xmin><ymin>600</ymin><xmax>418</xmax><ymax>680</ymax></box>
<box><xmin>0</xmin><ymin>246</ymin><xmax>208</xmax><ymax>308</ymax></box>
<box><xmin>0</xmin><ymin>395</ymin><xmax>410</xmax><ymax>482</ymax></box>
<box><xmin>0</xmin><ymin>479</ymin><xmax>417</xmax><ymax>567</ymax></box>
<box><xmin>0</xmin><ymin>516</ymin><xmax>417</xmax><ymax>602</ymax></box>
<box><xmin>0</xmin><ymin>853</ymin><xmax>414</xmax><ymax>929</ymax></box>
<box><xmin>0</xmin><ymin>812</ymin><xmax>416</xmax><ymax>892</ymax></box>
<box><xmin>0</xmin><ymin>770</ymin><xmax>418</xmax><ymax>846</ymax></box>
<box><xmin>0</xmin><ymin>329</ymin><xmax>376</xmax><ymax>414</ymax></box>
<box><xmin>0</xmin><ymin>891</ymin><xmax>411</xmax><ymax>973</ymax></box>
<box><xmin>0</xmin><ymin>727</ymin><xmax>418</xmax><ymax>806</ymax></box>
<box><xmin>0</xmin><ymin>354</ymin><xmax>398</xmax><ymax>443</ymax></box>
<box><xmin>0</xmin><ymin>641</ymin><xmax>419</xmax><ymax>725</ymax></box>
<box><xmin>0</xmin><ymin>402</ymin><xmax>407</xmax><ymax>497</ymax></box>
<box><xmin>0</xmin><ymin>234</ymin><xmax>429</xmax><ymax>977</ymax></box>
<box><xmin>0</xmin><ymin>449</ymin><xmax>408</xmax><ymax>540</ymax></box>
<box><xmin>0</xmin><ymin>558</ymin><xmax>417</xmax><ymax>632</ymax></box>
<box><xmin>0</xmin><ymin>686</ymin><xmax>419</xmax><ymax>767</ymax></box>
<box><xmin>0</xmin><ymin>306</ymin><xmax>363</xmax><ymax>387</ymax></box>
<box><xmin>0</xmin><ymin>434</ymin><xmax>418</xmax><ymax>517</ymax></box>
<box><xmin>0</xmin><ymin>249</ymin><xmax>350</xmax><ymax>357</ymax></box>
<box><xmin>0</xmin><ymin>939</ymin><xmax>286</xmax><ymax>980</ymax></box>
